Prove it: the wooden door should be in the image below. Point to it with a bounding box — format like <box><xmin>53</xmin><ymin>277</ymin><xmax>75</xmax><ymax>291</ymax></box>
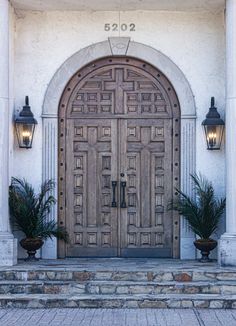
<box><xmin>119</xmin><ymin>119</ymin><xmax>173</xmax><ymax>257</ymax></box>
<box><xmin>58</xmin><ymin>57</ymin><xmax>180</xmax><ymax>258</ymax></box>
<box><xmin>66</xmin><ymin>119</ymin><xmax>118</xmax><ymax>257</ymax></box>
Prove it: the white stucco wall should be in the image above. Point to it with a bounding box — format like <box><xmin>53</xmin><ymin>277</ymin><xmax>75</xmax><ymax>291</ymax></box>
<box><xmin>12</xmin><ymin>9</ymin><xmax>226</xmax><ymax>257</ymax></box>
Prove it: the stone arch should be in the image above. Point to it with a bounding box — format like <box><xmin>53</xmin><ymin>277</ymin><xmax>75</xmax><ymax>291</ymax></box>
<box><xmin>42</xmin><ymin>38</ymin><xmax>196</xmax><ymax>259</ymax></box>
<box><xmin>43</xmin><ymin>39</ymin><xmax>195</xmax><ymax>117</ymax></box>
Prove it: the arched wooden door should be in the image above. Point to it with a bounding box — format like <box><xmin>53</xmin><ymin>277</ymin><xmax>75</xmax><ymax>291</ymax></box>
<box><xmin>58</xmin><ymin>57</ymin><xmax>180</xmax><ymax>258</ymax></box>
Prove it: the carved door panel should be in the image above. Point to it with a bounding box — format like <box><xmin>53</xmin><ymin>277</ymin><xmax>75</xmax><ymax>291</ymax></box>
<box><xmin>66</xmin><ymin>118</ymin><xmax>118</xmax><ymax>257</ymax></box>
<box><xmin>119</xmin><ymin>119</ymin><xmax>173</xmax><ymax>257</ymax></box>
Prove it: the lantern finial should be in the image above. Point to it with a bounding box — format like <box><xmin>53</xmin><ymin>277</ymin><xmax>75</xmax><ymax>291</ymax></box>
<box><xmin>25</xmin><ymin>96</ymin><xmax>29</xmax><ymax>106</ymax></box>
<box><xmin>211</xmin><ymin>97</ymin><xmax>215</xmax><ymax>107</ymax></box>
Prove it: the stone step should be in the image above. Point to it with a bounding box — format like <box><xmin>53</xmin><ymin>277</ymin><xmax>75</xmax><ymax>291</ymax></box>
<box><xmin>0</xmin><ymin>293</ymin><xmax>235</xmax><ymax>309</ymax></box>
<box><xmin>1</xmin><ymin>280</ymin><xmax>236</xmax><ymax>295</ymax></box>
<box><xmin>86</xmin><ymin>280</ymin><xmax>236</xmax><ymax>295</ymax></box>
<box><xmin>1</xmin><ymin>269</ymin><xmax>236</xmax><ymax>282</ymax></box>
<box><xmin>0</xmin><ymin>280</ymin><xmax>86</xmax><ymax>295</ymax></box>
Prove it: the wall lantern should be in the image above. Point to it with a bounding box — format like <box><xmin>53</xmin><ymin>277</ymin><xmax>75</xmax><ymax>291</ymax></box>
<box><xmin>202</xmin><ymin>97</ymin><xmax>225</xmax><ymax>150</ymax></box>
<box><xmin>15</xmin><ymin>96</ymin><xmax>37</xmax><ymax>149</ymax></box>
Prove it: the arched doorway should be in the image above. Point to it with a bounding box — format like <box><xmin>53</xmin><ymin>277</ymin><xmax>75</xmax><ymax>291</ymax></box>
<box><xmin>58</xmin><ymin>56</ymin><xmax>180</xmax><ymax>258</ymax></box>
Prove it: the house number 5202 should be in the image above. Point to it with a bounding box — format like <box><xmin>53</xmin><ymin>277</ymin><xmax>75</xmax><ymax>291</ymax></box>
<box><xmin>104</xmin><ymin>23</ymin><xmax>136</xmax><ymax>32</ymax></box>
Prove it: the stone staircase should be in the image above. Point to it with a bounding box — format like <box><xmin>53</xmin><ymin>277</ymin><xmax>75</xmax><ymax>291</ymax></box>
<box><xmin>0</xmin><ymin>259</ymin><xmax>236</xmax><ymax>308</ymax></box>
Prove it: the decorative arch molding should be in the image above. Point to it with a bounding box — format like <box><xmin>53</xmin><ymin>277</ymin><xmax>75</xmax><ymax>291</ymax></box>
<box><xmin>43</xmin><ymin>38</ymin><xmax>195</xmax><ymax>117</ymax></box>
<box><xmin>42</xmin><ymin>38</ymin><xmax>196</xmax><ymax>259</ymax></box>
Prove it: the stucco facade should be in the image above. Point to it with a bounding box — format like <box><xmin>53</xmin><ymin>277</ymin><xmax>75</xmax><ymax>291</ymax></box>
<box><xmin>1</xmin><ymin>0</ymin><xmax>234</xmax><ymax>264</ymax></box>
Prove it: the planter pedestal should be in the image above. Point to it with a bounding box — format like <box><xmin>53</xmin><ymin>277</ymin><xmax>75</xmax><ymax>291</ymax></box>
<box><xmin>194</xmin><ymin>239</ymin><xmax>217</xmax><ymax>262</ymax></box>
<box><xmin>20</xmin><ymin>238</ymin><xmax>44</xmax><ymax>261</ymax></box>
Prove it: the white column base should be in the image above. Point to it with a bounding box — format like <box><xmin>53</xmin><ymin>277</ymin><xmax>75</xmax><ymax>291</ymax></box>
<box><xmin>218</xmin><ymin>233</ymin><xmax>236</xmax><ymax>266</ymax></box>
<box><xmin>0</xmin><ymin>232</ymin><xmax>17</xmax><ymax>266</ymax></box>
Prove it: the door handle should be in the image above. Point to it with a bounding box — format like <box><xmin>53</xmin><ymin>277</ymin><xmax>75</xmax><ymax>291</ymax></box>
<box><xmin>111</xmin><ymin>181</ymin><xmax>117</xmax><ymax>207</ymax></box>
<box><xmin>120</xmin><ymin>181</ymin><xmax>127</xmax><ymax>208</ymax></box>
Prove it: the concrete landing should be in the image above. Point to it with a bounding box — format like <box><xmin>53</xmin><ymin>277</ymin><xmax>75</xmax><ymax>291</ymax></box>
<box><xmin>0</xmin><ymin>258</ymin><xmax>226</xmax><ymax>272</ymax></box>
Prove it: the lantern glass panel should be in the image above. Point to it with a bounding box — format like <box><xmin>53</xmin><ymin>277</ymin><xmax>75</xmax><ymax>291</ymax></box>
<box><xmin>15</xmin><ymin>123</ymin><xmax>35</xmax><ymax>148</ymax></box>
<box><xmin>204</xmin><ymin>124</ymin><xmax>224</xmax><ymax>150</ymax></box>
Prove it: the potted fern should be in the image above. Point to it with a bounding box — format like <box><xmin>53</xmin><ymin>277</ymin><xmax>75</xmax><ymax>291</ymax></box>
<box><xmin>169</xmin><ymin>174</ymin><xmax>226</xmax><ymax>262</ymax></box>
<box><xmin>9</xmin><ymin>178</ymin><xmax>68</xmax><ymax>261</ymax></box>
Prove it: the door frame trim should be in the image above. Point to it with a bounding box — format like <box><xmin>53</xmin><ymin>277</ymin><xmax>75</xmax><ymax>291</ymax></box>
<box><xmin>41</xmin><ymin>38</ymin><xmax>196</xmax><ymax>259</ymax></box>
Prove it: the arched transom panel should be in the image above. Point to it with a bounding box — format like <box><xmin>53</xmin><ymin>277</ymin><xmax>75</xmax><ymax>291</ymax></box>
<box><xmin>59</xmin><ymin>57</ymin><xmax>180</xmax><ymax>119</ymax></box>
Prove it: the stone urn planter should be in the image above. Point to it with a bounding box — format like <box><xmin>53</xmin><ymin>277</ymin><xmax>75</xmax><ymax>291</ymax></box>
<box><xmin>169</xmin><ymin>173</ymin><xmax>225</xmax><ymax>263</ymax></box>
<box><xmin>20</xmin><ymin>238</ymin><xmax>44</xmax><ymax>261</ymax></box>
<box><xmin>194</xmin><ymin>239</ymin><xmax>217</xmax><ymax>262</ymax></box>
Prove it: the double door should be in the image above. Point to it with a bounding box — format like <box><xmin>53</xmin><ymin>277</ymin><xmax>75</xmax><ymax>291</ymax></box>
<box><xmin>65</xmin><ymin>117</ymin><xmax>173</xmax><ymax>257</ymax></box>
